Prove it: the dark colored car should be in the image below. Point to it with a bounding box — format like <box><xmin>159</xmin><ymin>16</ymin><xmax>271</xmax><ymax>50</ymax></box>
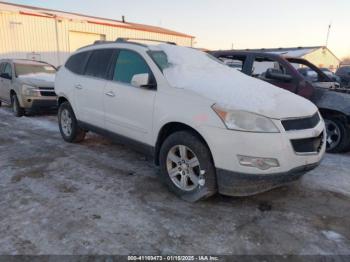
<box><xmin>297</xmin><ymin>67</ymin><xmax>341</xmax><ymax>86</ymax></box>
<box><xmin>336</xmin><ymin>66</ymin><xmax>350</xmax><ymax>88</ymax></box>
<box><xmin>320</xmin><ymin>68</ymin><xmax>342</xmax><ymax>84</ymax></box>
<box><xmin>210</xmin><ymin>50</ymin><xmax>350</xmax><ymax>153</ymax></box>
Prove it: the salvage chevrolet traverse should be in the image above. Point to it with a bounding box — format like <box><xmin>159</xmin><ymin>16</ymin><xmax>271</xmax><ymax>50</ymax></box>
<box><xmin>54</xmin><ymin>39</ymin><xmax>325</xmax><ymax>201</ymax></box>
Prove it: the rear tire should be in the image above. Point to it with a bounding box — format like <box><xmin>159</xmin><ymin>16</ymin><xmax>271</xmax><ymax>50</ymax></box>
<box><xmin>58</xmin><ymin>101</ymin><xmax>85</xmax><ymax>143</ymax></box>
<box><xmin>11</xmin><ymin>94</ymin><xmax>24</xmax><ymax>117</ymax></box>
<box><xmin>159</xmin><ymin>131</ymin><xmax>217</xmax><ymax>202</ymax></box>
<box><xmin>0</xmin><ymin>100</ymin><xmax>2</xmax><ymax>107</ymax></box>
<box><xmin>324</xmin><ymin>117</ymin><xmax>350</xmax><ymax>153</ymax></box>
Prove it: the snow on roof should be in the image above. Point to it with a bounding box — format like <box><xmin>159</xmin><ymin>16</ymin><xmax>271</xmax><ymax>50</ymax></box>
<box><xmin>0</xmin><ymin>1</ymin><xmax>194</xmax><ymax>38</ymax></box>
<box><xmin>241</xmin><ymin>46</ymin><xmax>322</xmax><ymax>57</ymax></box>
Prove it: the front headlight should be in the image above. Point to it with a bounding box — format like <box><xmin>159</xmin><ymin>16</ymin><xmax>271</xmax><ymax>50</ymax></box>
<box><xmin>212</xmin><ymin>104</ymin><xmax>280</xmax><ymax>133</ymax></box>
<box><xmin>22</xmin><ymin>84</ymin><xmax>40</xmax><ymax>97</ymax></box>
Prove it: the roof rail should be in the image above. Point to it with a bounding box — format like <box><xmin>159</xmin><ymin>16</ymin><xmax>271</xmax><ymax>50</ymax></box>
<box><xmin>115</xmin><ymin>38</ymin><xmax>177</xmax><ymax>46</ymax></box>
<box><xmin>93</xmin><ymin>40</ymin><xmax>116</xmax><ymax>45</ymax></box>
<box><xmin>77</xmin><ymin>37</ymin><xmax>177</xmax><ymax>51</ymax></box>
<box><xmin>77</xmin><ymin>40</ymin><xmax>114</xmax><ymax>50</ymax></box>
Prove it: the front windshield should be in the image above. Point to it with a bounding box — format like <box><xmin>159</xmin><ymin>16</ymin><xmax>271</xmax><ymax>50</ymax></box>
<box><xmin>148</xmin><ymin>49</ymin><xmax>223</xmax><ymax>72</ymax></box>
<box><xmin>15</xmin><ymin>63</ymin><xmax>56</xmax><ymax>77</ymax></box>
<box><xmin>289</xmin><ymin>59</ymin><xmax>330</xmax><ymax>83</ymax></box>
<box><xmin>148</xmin><ymin>51</ymin><xmax>169</xmax><ymax>71</ymax></box>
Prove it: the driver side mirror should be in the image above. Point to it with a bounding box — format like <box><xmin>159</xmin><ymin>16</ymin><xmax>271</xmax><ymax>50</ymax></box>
<box><xmin>265</xmin><ymin>68</ymin><xmax>293</xmax><ymax>82</ymax></box>
<box><xmin>0</xmin><ymin>73</ymin><xmax>12</xmax><ymax>80</ymax></box>
<box><xmin>131</xmin><ymin>73</ymin><xmax>155</xmax><ymax>89</ymax></box>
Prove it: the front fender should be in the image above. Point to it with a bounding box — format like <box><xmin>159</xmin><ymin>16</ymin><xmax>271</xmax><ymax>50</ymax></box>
<box><xmin>311</xmin><ymin>88</ymin><xmax>350</xmax><ymax>116</ymax></box>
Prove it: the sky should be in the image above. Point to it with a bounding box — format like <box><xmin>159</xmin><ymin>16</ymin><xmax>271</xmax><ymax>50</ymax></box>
<box><xmin>4</xmin><ymin>0</ymin><xmax>350</xmax><ymax>59</ymax></box>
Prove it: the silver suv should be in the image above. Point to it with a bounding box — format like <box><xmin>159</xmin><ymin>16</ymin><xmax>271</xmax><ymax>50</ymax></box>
<box><xmin>0</xmin><ymin>59</ymin><xmax>57</xmax><ymax>116</ymax></box>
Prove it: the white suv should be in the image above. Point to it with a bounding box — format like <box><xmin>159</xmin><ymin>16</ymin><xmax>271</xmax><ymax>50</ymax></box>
<box><xmin>55</xmin><ymin>39</ymin><xmax>326</xmax><ymax>201</ymax></box>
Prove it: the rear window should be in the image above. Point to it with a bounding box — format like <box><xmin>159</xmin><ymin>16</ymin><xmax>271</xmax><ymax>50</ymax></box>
<box><xmin>65</xmin><ymin>51</ymin><xmax>90</xmax><ymax>75</ymax></box>
<box><xmin>85</xmin><ymin>49</ymin><xmax>114</xmax><ymax>79</ymax></box>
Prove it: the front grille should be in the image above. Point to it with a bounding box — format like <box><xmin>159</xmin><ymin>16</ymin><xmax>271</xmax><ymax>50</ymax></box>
<box><xmin>38</xmin><ymin>87</ymin><xmax>56</xmax><ymax>97</ymax></box>
<box><xmin>282</xmin><ymin>113</ymin><xmax>320</xmax><ymax>131</ymax></box>
<box><xmin>290</xmin><ymin>132</ymin><xmax>324</xmax><ymax>154</ymax></box>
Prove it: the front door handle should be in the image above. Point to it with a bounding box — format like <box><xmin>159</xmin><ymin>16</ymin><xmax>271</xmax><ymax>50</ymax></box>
<box><xmin>75</xmin><ymin>84</ymin><xmax>83</xmax><ymax>90</ymax></box>
<box><xmin>105</xmin><ymin>91</ymin><xmax>115</xmax><ymax>97</ymax></box>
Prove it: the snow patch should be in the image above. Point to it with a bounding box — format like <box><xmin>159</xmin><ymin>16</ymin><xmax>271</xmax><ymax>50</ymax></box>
<box><xmin>302</xmin><ymin>154</ymin><xmax>350</xmax><ymax>197</ymax></box>
<box><xmin>157</xmin><ymin>44</ymin><xmax>317</xmax><ymax>118</ymax></box>
<box><xmin>22</xmin><ymin>116</ymin><xmax>59</xmax><ymax>132</ymax></box>
<box><xmin>0</xmin><ymin>108</ymin><xmax>13</xmax><ymax>116</ymax></box>
<box><xmin>321</xmin><ymin>230</ymin><xmax>344</xmax><ymax>242</ymax></box>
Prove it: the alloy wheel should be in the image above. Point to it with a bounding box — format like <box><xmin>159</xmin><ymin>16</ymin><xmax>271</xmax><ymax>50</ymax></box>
<box><xmin>60</xmin><ymin>109</ymin><xmax>73</xmax><ymax>137</ymax></box>
<box><xmin>166</xmin><ymin>145</ymin><xmax>203</xmax><ymax>191</ymax></box>
<box><xmin>325</xmin><ymin>119</ymin><xmax>341</xmax><ymax>151</ymax></box>
<box><xmin>12</xmin><ymin>96</ymin><xmax>18</xmax><ymax>114</ymax></box>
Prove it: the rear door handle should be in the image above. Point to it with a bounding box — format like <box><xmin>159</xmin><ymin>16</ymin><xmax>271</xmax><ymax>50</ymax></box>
<box><xmin>105</xmin><ymin>91</ymin><xmax>115</xmax><ymax>97</ymax></box>
<box><xmin>75</xmin><ymin>84</ymin><xmax>83</xmax><ymax>90</ymax></box>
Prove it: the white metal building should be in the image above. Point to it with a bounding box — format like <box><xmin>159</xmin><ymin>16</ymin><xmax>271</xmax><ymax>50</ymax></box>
<box><xmin>0</xmin><ymin>1</ymin><xmax>195</xmax><ymax>66</ymax></box>
<box><xmin>244</xmin><ymin>46</ymin><xmax>341</xmax><ymax>71</ymax></box>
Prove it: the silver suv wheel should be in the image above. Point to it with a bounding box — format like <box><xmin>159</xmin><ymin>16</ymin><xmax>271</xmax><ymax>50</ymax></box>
<box><xmin>166</xmin><ymin>145</ymin><xmax>202</xmax><ymax>191</ymax></box>
<box><xmin>60</xmin><ymin>108</ymin><xmax>73</xmax><ymax>137</ymax></box>
<box><xmin>13</xmin><ymin>98</ymin><xmax>18</xmax><ymax>113</ymax></box>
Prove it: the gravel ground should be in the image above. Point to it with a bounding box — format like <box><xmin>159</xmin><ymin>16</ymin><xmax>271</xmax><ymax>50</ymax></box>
<box><xmin>0</xmin><ymin>105</ymin><xmax>349</xmax><ymax>255</ymax></box>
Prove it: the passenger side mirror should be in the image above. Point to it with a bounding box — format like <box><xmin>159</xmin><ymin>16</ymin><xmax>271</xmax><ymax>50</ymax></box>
<box><xmin>131</xmin><ymin>73</ymin><xmax>153</xmax><ymax>89</ymax></box>
<box><xmin>0</xmin><ymin>73</ymin><xmax>12</xmax><ymax>80</ymax></box>
<box><xmin>265</xmin><ymin>68</ymin><xmax>293</xmax><ymax>82</ymax></box>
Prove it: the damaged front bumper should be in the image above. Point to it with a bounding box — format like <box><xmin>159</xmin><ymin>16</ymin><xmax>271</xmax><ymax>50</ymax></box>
<box><xmin>216</xmin><ymin>162</ymin><xmax>320</xmax><ymax>196</ymax></box>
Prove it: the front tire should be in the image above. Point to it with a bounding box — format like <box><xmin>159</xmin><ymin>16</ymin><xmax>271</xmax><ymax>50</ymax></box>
<box><xmin>159</xmin><ymin>131</ymin><xmax>217</xmax><ymax>202</ymax></box>
<box><xmin>11</xmin><ymin>94</ymin><xmax>24</xmax><ymax>117</ymax></box>
<box><xmin>325</xmin><ymin>117</ymin><xmax>350</xmax><ymax>153</ymax></box>
<box><xmin>58</xmin><ymin>101</ymin><xmax>86</xmax><ymax>143</ymax></box>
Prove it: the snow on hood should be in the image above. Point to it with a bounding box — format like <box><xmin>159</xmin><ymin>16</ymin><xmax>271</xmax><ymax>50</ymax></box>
<box><xmin>17</xmin><ymin>73</ymin><xmax>55</xmax><ymax>87</ymax></box>
<box><xmin>157</xmin><ymin>44</ymin><xmax>317</xmax><ymax>119</ymax></box>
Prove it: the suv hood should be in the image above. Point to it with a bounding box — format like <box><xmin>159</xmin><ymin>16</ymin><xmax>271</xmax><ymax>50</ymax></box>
<box><xmin>158</xmin><ymin>44</ymin><xmax>317</xmax><ymax>119</ymax></box>
<box><xmin>17</xmin><ymin>73</ymin><xmax>55</xmax><ymax>87</ymax></box>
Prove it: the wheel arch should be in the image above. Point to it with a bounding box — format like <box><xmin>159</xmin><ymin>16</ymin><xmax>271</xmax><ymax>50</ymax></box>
<box><xmin>319</xmin><ymin>108</ymin><xmax>350</xmax><ymax>125</ymax></box>
<box><xmin>57</xmin><ymin>96</ymin><xmax>69</xmax><ymax>106</ymax></box>
<box><xmin>10</xmin><ymin>89</ymin><xmax>16</xmax><ymax>97</ymax></box>
<box><xmin>154</xmin><ymin>122</ymin><xmax>214</xmax><ymax>166</ymax></box>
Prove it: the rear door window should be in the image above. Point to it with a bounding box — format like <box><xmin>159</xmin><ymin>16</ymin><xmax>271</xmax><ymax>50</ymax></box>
<box><xmin>113</xmin><ymin>50</ymin><xmax>151</xmax><ymax>84</ymax></box>
<box><xmin>65</xmin><ymin>51</ymin><xmax>90</xmax><ymax>75</ymax></box>
<box><xmin>85</xmin><ymin>49</ymin><xmax>114</xmax><ymax>79</ymax></box>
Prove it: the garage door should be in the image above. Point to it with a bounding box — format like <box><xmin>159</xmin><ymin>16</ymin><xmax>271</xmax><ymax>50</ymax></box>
<box><xmin>69</xmin><ymin>31</ymin><xmax>106</xmax><ymax>52</ymax></box>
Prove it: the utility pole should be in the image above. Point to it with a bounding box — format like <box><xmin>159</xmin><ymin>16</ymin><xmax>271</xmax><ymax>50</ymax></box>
<box><xmin>325</xmin><ymin>22</ymin><xmax>332</xmax><ymax>47</ymax></box>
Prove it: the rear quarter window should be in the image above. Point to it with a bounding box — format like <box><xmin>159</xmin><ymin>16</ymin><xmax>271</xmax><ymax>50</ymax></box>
<box><xmin>65</xmin><ymin>51</ymin><xmax>90</xmax><ymax>75</ymax></box>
